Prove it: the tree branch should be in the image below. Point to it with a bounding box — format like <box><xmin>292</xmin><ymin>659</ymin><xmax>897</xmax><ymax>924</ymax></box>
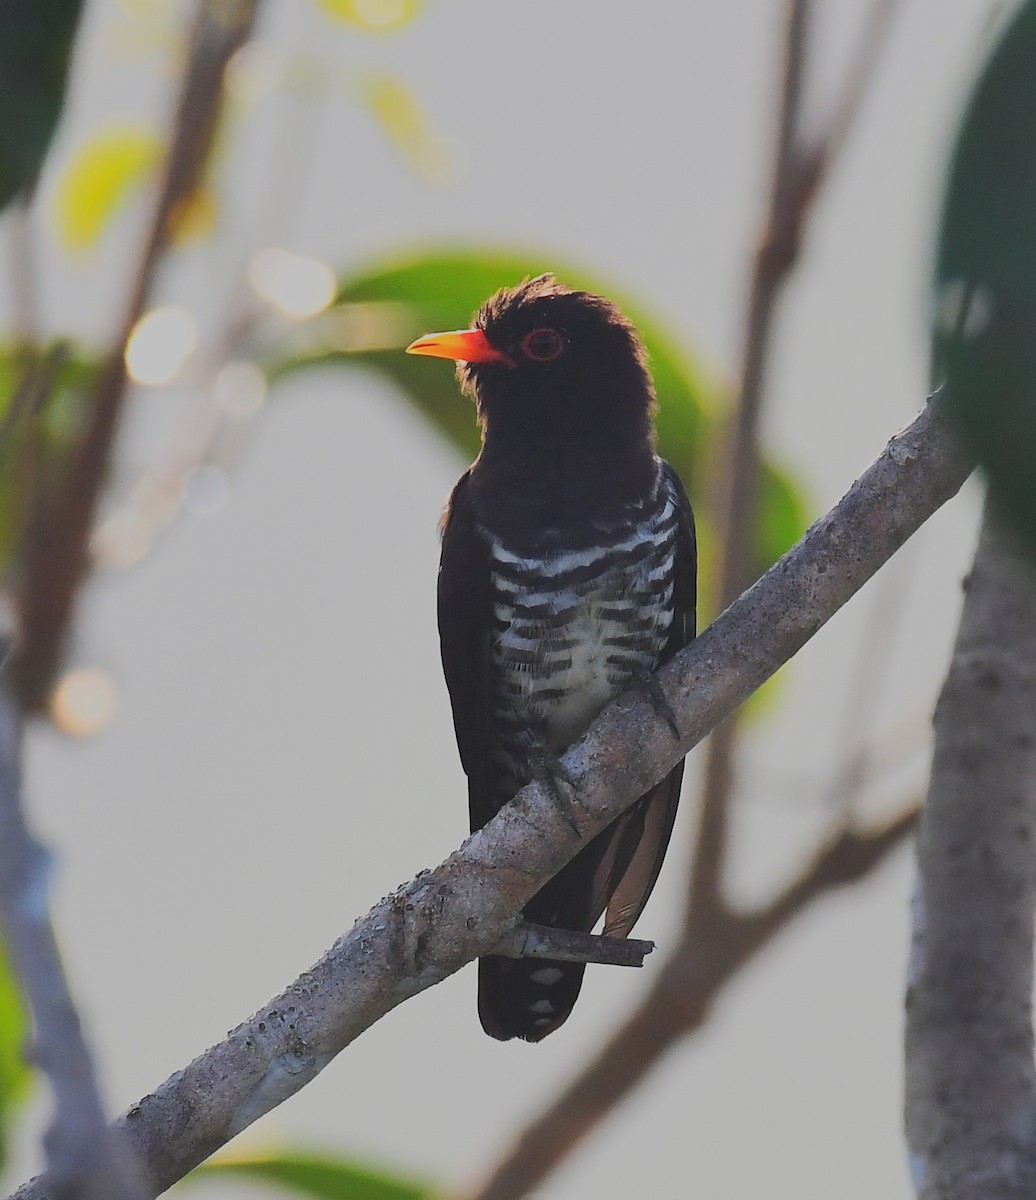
<box><xmin>689</xmin><ymin>0</ymin><xmax>812</xmax><ymax>936</ymax></box>
<box><xmin>820</xmin><ymin>0</ymin><xmax>900</xmax><ymax>170</ymax></box>
<box><xmin>905</xmin><ymin>502</ymin><xmax>1036</xmax><ymax>1199</ymax></box>
<box><xmin>0</xmin><ymin>680</ymin><xmax>145</xmax><ymax>1199</ymax></box>
<box><xmin>6</xmin><ymin>399</ymin><xmax>969</xmax><ymax>1200</ymax></box>
<box><xmin>690</xmin><ymin>0</ymin><xmax>899</xmax><ymax>933</ymax></box>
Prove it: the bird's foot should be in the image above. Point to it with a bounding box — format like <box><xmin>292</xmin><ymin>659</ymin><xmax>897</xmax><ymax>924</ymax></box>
<box><xmin>626</xmin><ymin>665</ymin><xmax>682</xmax><ymax>740</ymax></box>
<box><xmin>528</xmin><ymin>749</ymin><xmax>583</xmax><ymax>838</ymax></box>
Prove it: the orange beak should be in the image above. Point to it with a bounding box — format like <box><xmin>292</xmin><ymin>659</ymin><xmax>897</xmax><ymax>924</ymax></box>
<box><xmin>405</xmin><ymin>328</ymin><xmax>514</xmax><ymax>366</ymax></box>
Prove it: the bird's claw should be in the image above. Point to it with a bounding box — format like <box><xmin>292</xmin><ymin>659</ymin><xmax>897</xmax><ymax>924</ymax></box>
<box><xmin>528</xmin><ymin>751</ymin><xmax>582</xmax><ymax>837</ymax></box>
<box><xmin>628</xmin><ymin>665</ymin><xmax>681</xmax><ymax>740</ymax></box>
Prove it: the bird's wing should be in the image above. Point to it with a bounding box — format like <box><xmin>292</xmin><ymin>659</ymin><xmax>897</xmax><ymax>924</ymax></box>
<box><xmin>661</xmin><ymin>461</ymin><xmax>698</xmax><ymax>654</ymax></box>
<box><xmin>437</xmin><ymin>471</ymin><xmax>499</xmax><ymax>833</ymax></box>
<box><xmin>600</xmin><ymin>463</ymin><xmax>697</xmax><ymax>938</ymax></box>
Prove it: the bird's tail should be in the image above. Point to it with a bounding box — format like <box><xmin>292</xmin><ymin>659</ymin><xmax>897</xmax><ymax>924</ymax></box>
<box><xmin>476</xmin><ymin>816</ymin><xmax>618</xmax><ymax>1042</ymax></box>
<box><xmin>477</xmin><ymin>770</ymin><xmax>683</xmax><ymax>1041</ymax></box>
<box><xmin>478</xmin><ymin>955</ymin><xmax>585</xmax><ymax>1042</ymax></box>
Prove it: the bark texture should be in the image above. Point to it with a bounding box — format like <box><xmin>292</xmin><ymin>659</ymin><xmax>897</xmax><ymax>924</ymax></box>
<box><xmin>906</xmin><ymin>503</ymin><xmax>1036</xmax><ymax>1199</ymax></box>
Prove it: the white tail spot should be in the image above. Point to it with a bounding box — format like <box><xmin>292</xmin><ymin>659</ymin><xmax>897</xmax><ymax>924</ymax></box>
<box><xmin>530</xmin><ymin>967</ymin><xmax>563</xmax><ymax>985</ymax></box>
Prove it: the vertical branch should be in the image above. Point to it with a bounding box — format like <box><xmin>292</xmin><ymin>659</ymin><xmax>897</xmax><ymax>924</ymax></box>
<box><xmin>823</xmin><ymin>0</ymin><xmax>900</xmax><ymax>166</ymax></box>
<box><xmin>905</xmin><ymin>503</ymin><xmax>1036</xmax><ymax>1199</ymax></box>
<box><xmin>0</xmin><ymin>681</ymin><xmax>145</xmax><ymax>1199</ymax></box>
<box><xmin>9</xmin><ymin>0</ymin><xmax>261</xmax><ymax>714</ymax></box>
<box><xmin>690</xmin><ymin>0</ymin><xmax>901</xmax><ymax>923</ymax></box>
<box><xmin>688</xmin><ymin>0</ymin><xmax>809</xmax><ymax>928</ymax></box>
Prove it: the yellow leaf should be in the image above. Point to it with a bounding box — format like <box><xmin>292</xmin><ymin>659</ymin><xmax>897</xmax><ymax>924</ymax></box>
<box><xmin>113</xmin><ymin>0</ymin><xmax>165</xmax><ymax>16</ymax></box>
<box><xmin>359</xmin><ymin>72</ymin><xmax>450</xmax><ymax>182</ymax></box>
<box><xmin>52</xmin><ymin>127</ymin><xmax>162</xmax><ymax>252</ymax></box>
<box><xmin>317</xmin><ymin>0</ymin><xmax>421</xmax><ymax>31</ymax></box>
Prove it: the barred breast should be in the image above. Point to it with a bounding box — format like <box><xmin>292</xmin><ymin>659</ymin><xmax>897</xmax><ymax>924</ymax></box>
<box><xmin>486</xmin><ymin>465</ymin><xmax>681</xmax><ymax>789</ymax></box>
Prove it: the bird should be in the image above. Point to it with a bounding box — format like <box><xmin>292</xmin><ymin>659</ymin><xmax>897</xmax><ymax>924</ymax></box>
<box><xmin>406</xmin><ymin>274</ymin><xmax>696</xmax><ymax>1041</ymax></box>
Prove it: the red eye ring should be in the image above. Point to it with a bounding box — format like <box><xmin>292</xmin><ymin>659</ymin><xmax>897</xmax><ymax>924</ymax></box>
<box><xmin>520</xmin><ymin>327</ymin><xmax>565</xmax><ymax>362</ymax></box>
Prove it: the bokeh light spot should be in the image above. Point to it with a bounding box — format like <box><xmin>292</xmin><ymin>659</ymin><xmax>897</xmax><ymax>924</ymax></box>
<box><xmin>214</xmin><ymin>360</ymin><xmax>267</xmax><ymax>417</ymax></box>
<box><xmin>50</xmin><ymin>668</ymin><xmax>119</xmax><ymax>738</ymax></box>
<box><xmin>91</xmin><ymin>509</ymin><xmax>157</xmax><ymax>569</ymax></box>
<box><xmin>125</xmin><ymin>306</ymin><xmax>198</xmax><ymax>385</ymax></box>
<box><xmin>248</xmin><ymin>247</ymin><xmax>336</xmax><ymax>319</ymax></box>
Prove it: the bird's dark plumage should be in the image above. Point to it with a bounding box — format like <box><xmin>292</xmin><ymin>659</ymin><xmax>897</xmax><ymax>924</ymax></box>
<box><xmin>411</xmin><ymin>275</ymin><xmax>696</xmax><ymax>1041</ymax></box>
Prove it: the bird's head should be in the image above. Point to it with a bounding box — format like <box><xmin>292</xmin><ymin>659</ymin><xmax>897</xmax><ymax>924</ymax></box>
<box><xmin>406</xmin><ymin>275</ymin><xmax>656</xmax><ymax>453</ymax></box>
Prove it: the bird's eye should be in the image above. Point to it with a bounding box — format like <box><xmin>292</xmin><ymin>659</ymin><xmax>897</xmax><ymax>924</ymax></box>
<box><xmin>520</xmin><ymin>328</ymin><xmax>565</xmax><ymax>362</ymax></box>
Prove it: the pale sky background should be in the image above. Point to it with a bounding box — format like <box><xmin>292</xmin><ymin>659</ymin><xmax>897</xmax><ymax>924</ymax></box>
<box><xmin>0</xmin><ymin>2</ymin><xmax>1002</xmax><ymax>1197</ymax></box>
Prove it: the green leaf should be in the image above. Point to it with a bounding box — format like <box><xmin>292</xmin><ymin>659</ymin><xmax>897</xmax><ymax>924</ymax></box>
<box><xmin>757</xmin><ymin>457</ymin><xmax>809</xmax><ymax>573</ymax></box>
<box><xmin>0</xmin><ymin>345</ymin><xmax>101</xmax><ymax>576</ymax></box>
<box><xmin>0</xmin><ymin>0</ymin><xmax>85</xmax><ymax>212</ymax></box>
<box><xmin>269</xmin><ymin>248</ymin><xmax>807</xmax><ymax>580</ymax></box>
<box><xmin>0</xmin><ymin>937</ymin><xmax>31</xmax><ymax>1171</ymax></box>
<box><xmin>189</xmin><ymin>1151</ymin><xmax>431</xmax><ymax>1199</ymax></box>
<box><xmin>272</xmin><ymin>249</ymin><xmax>710</xmax><ymax>482</ymax></box>
<box><xmin>934</xmin><ymin>0</ymin><xmax>1036</xmax><ymax>553</ymax></box>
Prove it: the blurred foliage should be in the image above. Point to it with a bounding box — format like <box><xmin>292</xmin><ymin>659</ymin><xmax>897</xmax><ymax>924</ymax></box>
<box><xmin>0</xmin><ymin>347</ymin><xmax>100</xmax><ymax>572</ymax></box>
<box><xmin>358</xmin><ymin>74</ymin><xmax>450</xmax><ymax>182</ymax></box>
<box><xmin>52</xmin><ymin>126</ymin><xmax>163</xmax><ymax>251</ymax></box>
<box><xmin>0</xmin><ymin>939</ymin><xmax>30</xmax><ymax>1172</ymax></box>
<box><xmin>757</xmin><ymin>459</ymin><xmax>809</xmax><ymax>584</ymax></box>
<box><xmin>0</xmin><ymin>0</ymin><xmax>84</xmax><ymax>212</ymax></box>
<box><xmin>270</xmin><ymin>250</ymin><xmax>809</xmax><ymax>596</ymax></box>
<box><xmin>189</xmin><ymin>1150</ymin><xmax>430</xmax><ymax>1199</ymax></box>
<box><xmin>934</xmin><ymin>0</ymin><xmax>1036</xmax><ymax>554</ymax></box>
<box><xmin>316</xmin><ymin>0</ymin><xmax>423</xmax><ymax>32</ymax></box>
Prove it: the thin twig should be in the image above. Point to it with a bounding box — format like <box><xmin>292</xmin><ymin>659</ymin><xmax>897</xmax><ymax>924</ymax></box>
<box><xmin>716</xmin><ymin>0</ymin><xmax>810</xmax><ymax>614</ymax></box>
<box><xmin>690</xmin><ymin>0</ymin><xmax>815</xmax><ymax>929</ymax></box>
<box><xmin>9</xmin><ymin>0</ymin><xmax>261</xmax><ymax>714</ymax></box>
<box><xmin>5</xmin><ymin>396</ymin><xmax>971</xmax><ymax>1200</ymax></box>
<box><xmin>804</xmin><ymin>0</ymin><xmax>905</xmax><ymax>814</ymax></box>
<box><xmin>489</xmin><ymin>924</ymin><xmax>654</xmax><ymax>968</ymax></box>
<box><xmin>822</xmin><ymin>0</ymin><xmax>901</xmax><ymax>170</ymax></box>
<box><xmin>686</xmin><ymin>0</ymin><xmax>813</xmax><ymax>947</ymax></box>
<box><xmin>691</xmin><ymin>0</ymin><xmax>901</xmax><ymax>924</ymax></box>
